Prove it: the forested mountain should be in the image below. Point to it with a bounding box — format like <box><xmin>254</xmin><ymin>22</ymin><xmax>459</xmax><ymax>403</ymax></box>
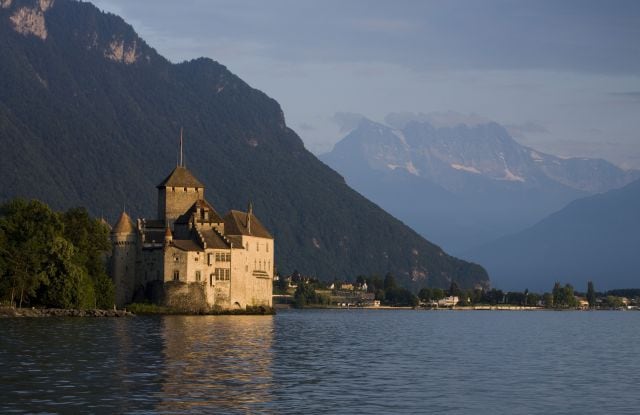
<box><xmin>321</xmin><ymin>118</ymin><xmax>638</xmax><ymax>254</ymax></box>
<box><xmin>0</xmin><ymin>0</ymin><xmax>489</xmax><ymax>289</ymax></box>
<box><xmin>466</xmin><ymin>179</ymin><xmax>640</xmax><ymax>291</ymax></box>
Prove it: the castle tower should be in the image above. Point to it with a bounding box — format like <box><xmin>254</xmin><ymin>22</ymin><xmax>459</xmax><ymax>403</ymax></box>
<box><xmin>111</xmin><ymin>211</ymin><xmax>137</xmax><ymax>307</ymax></box>
<box><xmin>157</xmin><ymin>166</ymin><xmax>205</xmax><ymax>228</ymax></box>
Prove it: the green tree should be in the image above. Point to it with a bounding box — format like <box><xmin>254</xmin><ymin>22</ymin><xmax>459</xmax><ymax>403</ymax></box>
<box><xmin>448</xmin><ymin>281</ymin><xmax>462</xmax><ymax>297</ymax></box>
<box><xmin>418</xmin><ymin>288</ymin><xmax>432</xmax><ymax>302</ymax></box>
<box><xmin>384</xmin><ymin>273</ymin><xmax>397</xmax><ymax>291</ymax></box>
<box><xmin>432</xmin><ymin>288</ymin><xmax>445</xmax><ymax>301</ymax></box>
<box><xmin>587</xmin><ymin>281</ymin><xmax>596</xmax><ymax>308</ymax></box>
<box><xmin>0</xmin><ymin>199</ymin><xmax>63</xmax><ymax>307</ymax></box>
<box><xmin>293</xmin><ymin>281</ymin><xmax>318</xmax><ymax>308</ymax></box>
<box><xmin>543</xmin><ymin>292</ymin><xmax>554</xmax><ymax>308</ymax></box>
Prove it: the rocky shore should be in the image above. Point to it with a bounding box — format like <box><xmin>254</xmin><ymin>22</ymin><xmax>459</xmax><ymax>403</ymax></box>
<box><xmin>0</xmin><ymin>307</ymin><xmax>134</xmax><ymax>318</ymax></box>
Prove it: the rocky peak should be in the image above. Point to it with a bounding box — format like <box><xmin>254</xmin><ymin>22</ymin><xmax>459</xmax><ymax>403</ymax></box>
<box><xmin>5</xmin><ymin>0</ymin><xmax>54</xmax><ymax>40</ymax></box>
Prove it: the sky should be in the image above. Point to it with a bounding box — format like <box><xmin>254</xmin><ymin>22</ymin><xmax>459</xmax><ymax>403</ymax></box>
<box><xmin>91</xmin><ymin>0</ymin><xmax>640</xmax><ymax>168</ymax></box>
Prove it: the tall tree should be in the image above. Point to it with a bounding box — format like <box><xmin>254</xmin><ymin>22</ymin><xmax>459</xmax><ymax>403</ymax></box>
<box><xmin>587</xmin><ymin>281</ymin><xmax>596</xmax><ymax>308</ymax></box>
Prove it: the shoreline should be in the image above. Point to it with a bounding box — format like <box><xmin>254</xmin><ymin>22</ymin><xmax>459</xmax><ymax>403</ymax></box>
<box><xmin>0</xmin><ymin>307</ymin><xmax>134</xmax><ymax>318</ymax></box>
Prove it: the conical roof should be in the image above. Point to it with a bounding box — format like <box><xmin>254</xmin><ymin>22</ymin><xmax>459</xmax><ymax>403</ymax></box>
<box><xmin>157</xmin><ymin>166</ymin><xmax>204</xmax><ymax>189</ymax></box>
<box><xmin>113</xmin><ymin>211</ymin><xmax>135</xmax><ymax>234</ymax></box>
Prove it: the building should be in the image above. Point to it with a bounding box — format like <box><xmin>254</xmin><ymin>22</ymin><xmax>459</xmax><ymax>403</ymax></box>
<box><xmin>110</xmin><ymin>153</ymin><xmax>274</xmax><ymax>311</ymax></box>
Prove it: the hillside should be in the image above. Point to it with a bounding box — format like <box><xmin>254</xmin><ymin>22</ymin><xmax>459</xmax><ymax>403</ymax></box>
<box><xmin>321</xmin><ymin>118</ymin><xmax>638</xmax><ymax>254</ymax></box>
<box><xmin>466</xmin><ymin>179</ymin><xmax>640</xmax><ymax>291</ymax></box>
<box><xmin>0</xmin><ymin>0</ymin><xmax>489</xmax><ymax>289</ymax></box>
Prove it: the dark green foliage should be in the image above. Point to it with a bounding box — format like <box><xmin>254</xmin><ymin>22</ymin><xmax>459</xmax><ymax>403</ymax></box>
<box><xmin>418</xmin><ymin>288</ymin><xmax>432</xmax><ymax>301</ymax></box>
<box><xmin>0</xmin><ymin>0</ymin><xmax>489</xmax><ymax>290</ymax></box>
<box><xmin>552</xmin><ymin>282</ymin><xmax>578</xmax><ymax>308</ymax></box>
<box><xmin>0</xmin><ymin>198</ymin><xmax>113</xmax><ymax>308</ymax></box>
<box><xmin>293</xmin><ymin>281</ymin><xmax>328</xmax><ymax>308</ymax></box>
<box><xmin>587</xmin><ymin>281</ymin><xmax>596</xmax><ymax>308</ymax></box>
<box><xmin>384</xmin><ymin>287</ymin><xmax>418</xmax><ymax>307</ymax></box>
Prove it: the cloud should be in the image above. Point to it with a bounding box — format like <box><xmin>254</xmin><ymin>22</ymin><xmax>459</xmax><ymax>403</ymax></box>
<box><xmin>504</xmin><ymin>121</ymin><xmax>550</xmax><ymax>138</ymax></box>
<box><xmin>609</xmin><ymin>91</ymin><xmax>640</xmax><ymax>102</ymax></box>
<box><xmin>297</xmin><ymin>122</ymin><xmax>314</xmax><ymax>131</ymax></box>
<box><xmin>332</xmin><ymin>112</ymin><xmax>366</xmax><ymax>133</ymax></box>
<box><xmin>349</xmin><ymin>17</ymin><xmax>416</xmax><ymax>34</ymax></box>
<box><xmin>385</xmin><ymin>111</ymin><xmax>491</xmax><ymax>129</ymax></box>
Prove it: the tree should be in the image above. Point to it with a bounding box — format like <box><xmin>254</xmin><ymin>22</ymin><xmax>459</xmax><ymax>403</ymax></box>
<box><xmin>448</xmin><ymin>281</ymin><xmax>462</xmax><ymax>297</ymax></box>
<box><xmin>293</xmin><ymin>281</ymin><xmax>318</xmax><ymax>308</ymax></box>
<box><xmin>432</xmin><ymin>288</ymin><xmax>445</xmax><ymax>301</ymax></box>
<box><xmin>384</xmin><ymin>273</ymin><xmax>397</xmax><ymax>291</ymax></box>
<box><xmin>0</xmin><ymin>199</ymin><xmax>63</xmax><ymax>307</ymax></box>
<box><xmin>418</xmin><ymin>288</ymin><xmax>432</xmax><ymax>302</ymax></box>
<box><xmin>543</xmin><ymin>292</ymin><xmax>554</xmax><ymax>308</ymax></box>
<box><xmin>552</xmin><ymin>282</ymin><xmax>563</xmax><ymax>308</ymax></box>
<box><xmin>587</xmin><ymin>281</ymin><xmax>596</xmax><ymax>308</ymax></box>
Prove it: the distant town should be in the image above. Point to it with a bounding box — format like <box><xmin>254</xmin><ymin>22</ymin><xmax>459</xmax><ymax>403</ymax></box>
<box><xmin>274</xmin><ymin>271</ymin><xmax>640</xmax><ymax>311</ymax></box>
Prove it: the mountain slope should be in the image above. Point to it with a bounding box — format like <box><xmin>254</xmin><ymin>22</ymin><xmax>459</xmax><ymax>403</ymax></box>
<box><xmin>321</xmin><ymin>118</ymin><xmax>638</xmax><ymax>254</ymax></box>
<box><xmin>0</xmin><ymin>0</ymin><xmax>489</xmax><ymax>289</ymax></box>
<box><xmin>466</xmin><ymin>179</ymin><xmax>640</xmax><ymax>291</ymax></box>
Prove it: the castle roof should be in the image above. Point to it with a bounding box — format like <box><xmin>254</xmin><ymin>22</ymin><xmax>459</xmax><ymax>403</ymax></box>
<box><xmin>224</xmin><ymin>210</ymin><xmax>273</xmax><ymax>239</ymax></box>
<box><xmin>157</xmin><ymin>166</ymin><xmax>204</xmax><ymax>189</ymax></box>
<box><xmin>112</xmin><ymin>211</ymin><xmax>135</xmax><ymax>234</ymax></box>
<box><xmin>175</xmin><ymin>199</ymin><xmax>223</xmax><ymax>225</ymax></box>
<box><xmin>200</xmin><ymin>228</ymin><xmax>231</xmax><ymax>249</ymax></box>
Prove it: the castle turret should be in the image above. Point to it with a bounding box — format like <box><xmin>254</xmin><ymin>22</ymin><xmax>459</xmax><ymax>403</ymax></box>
<box><xmin>111</xmin><ymin>211</ymin><xmax>137</xmax><ymax>307</ymax></box>
<box><xmin>164</xmin><ymin>226</ymin><xmax>173</xmax><ymax>246</ymax></box>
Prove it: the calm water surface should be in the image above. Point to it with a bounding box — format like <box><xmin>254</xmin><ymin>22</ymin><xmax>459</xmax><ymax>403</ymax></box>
<box><xmin>1</xmin><ymin>309</ymin><xmax>639</xmax><ymax>414</ymax></box>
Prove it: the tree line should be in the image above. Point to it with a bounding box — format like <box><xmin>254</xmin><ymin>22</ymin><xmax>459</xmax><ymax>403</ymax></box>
<box><xmin>0</xmin><ymin>199</ymin><xmax>114</xmax><ymax>309</ymax></box>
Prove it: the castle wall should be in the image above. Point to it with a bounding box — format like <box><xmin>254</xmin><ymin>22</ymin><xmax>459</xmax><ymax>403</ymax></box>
<box><xmin>229</xmin><ymin>235</ymin><xmax>273</xmax><ymax>308</ymax></box>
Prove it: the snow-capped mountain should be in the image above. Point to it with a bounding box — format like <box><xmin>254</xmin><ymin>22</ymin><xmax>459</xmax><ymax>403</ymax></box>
<box><xmin>321</xmin><ymin>118</ymin><xmax>639</xmax><ymax>254</ymax></box>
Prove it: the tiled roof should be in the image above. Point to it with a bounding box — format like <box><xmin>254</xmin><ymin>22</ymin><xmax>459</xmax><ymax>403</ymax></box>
<box><xmin>157</xmin><ymin>166</ymin><xmax>204</xmax><ymax>189</ymax></box>
<box><xmin>175</xmin><ymin>199</ymin><xmax>223</xmax><ymax>225</ymax></box>
<box><xmin>112</xmin><ymin>211</ymin><xmax>135</xmax><ymax>234</ymax></box>
<box><xmin>171</xmin><ymin>239</ymin><xmax>203</xmax><ymax>252</ymax></box>
<box><xmin>200</xmin><ymin>228</ymin><xmax>231</xmax><ymax>249</ymax></box>
<box><xmin>224</xmin><ymin>210</ymin><xmax>272</xmax><ymax>239</ymax></box>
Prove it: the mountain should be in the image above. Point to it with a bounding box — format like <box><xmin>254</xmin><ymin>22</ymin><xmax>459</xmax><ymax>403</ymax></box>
<box><xmin>466</xmin><ymin>179</ymin><xmax>640</xmax><ymax>291</ymax></box>
<box><xmin>321</xmin><ymin>118</ymin><xmax>639</xmax><ymax>254</ymax></box>
<box><xmin>0</xmin><ymin>0</ymin><xmax>489</xmax><ymax>289</ymax></box>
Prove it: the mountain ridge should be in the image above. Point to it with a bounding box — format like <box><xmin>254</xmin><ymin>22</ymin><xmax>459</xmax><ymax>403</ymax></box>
<box><xmin>0</xmin><ymin>0</ymin><xmax>489</xmax><ymax>289</ymax></box>
<box><xmin>321</xmin><ymin>117</ymin><xmax>638</xmax><ymax>254</ymax></box>
<box><xmin>465</xmin><ymin>178</ymin><xmax>640</xmax><ymax>291</ymax></box>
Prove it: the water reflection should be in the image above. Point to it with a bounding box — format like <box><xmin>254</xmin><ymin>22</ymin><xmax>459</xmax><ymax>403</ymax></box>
<box><xmin>156</xmin><ymin>316</ymin><xmax>275</xmax><ymax>414</ymax></box>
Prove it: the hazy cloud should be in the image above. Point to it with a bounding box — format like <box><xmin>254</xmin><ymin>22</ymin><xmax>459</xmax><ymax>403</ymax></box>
<box><xmin>298</xmin><ymin>122</ymin><xmax>314</xmax><ymax>131</ymax></box>
<box><xmin>332</xmin><ymin>112</ymin><xmax>366</xmax><ymax>133</ymax></box>
<box><xmin>609</xmin><ymin>91</ymin><xmax>640</xmax><ymax>102</ymax></box>
<box><xmin>385</xmin><ymin>111</ymin><xmax>491</xmax><ymax>129</ymax></box>
<box><xmin>505</xmin><ymin>121</ymin><xmax>550</xmax><ymax>138</ymax></box>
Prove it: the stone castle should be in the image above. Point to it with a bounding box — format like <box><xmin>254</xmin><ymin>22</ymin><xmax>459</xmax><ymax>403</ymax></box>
<box><xmin>109</xmin><ymin>151</ymin><xmax>273</xmax><ymax>311</ymax></box>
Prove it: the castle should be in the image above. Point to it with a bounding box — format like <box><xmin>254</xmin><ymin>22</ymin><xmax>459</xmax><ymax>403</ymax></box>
<box><xmin>109</xmin><ymin>151</ymin><xmax>274</xmax><ymax>311</ymax></box>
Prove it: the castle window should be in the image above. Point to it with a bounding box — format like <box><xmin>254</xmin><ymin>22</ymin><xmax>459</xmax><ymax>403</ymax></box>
<box><xmin>266</xmin><ymin>243</ymin><xmax>269</xmax><ymax>253</ymax></box>
<box><xmin>173</xmin><ymin>270</ymin><xmax>180</xmax><ymax>281</ymax></box>
<box><xmin>184</xmin><ymin>187</ymin><xmax>187</xmax><ymax>192</ymax></box>
<box><xmin>207</xmin><ymin>253</ymin><xmax>212</xmax><ymax>265</ymax></box>
<box><xmin>195</xmin><ymin>271</ymin><xmax>201</xmax><ymax>282</ymax></box>
<box><xmin>225</xmin><ymin>253</ymin><xmax>231</xmax><ymax>262</ymax></box>
<box><xmin>224</xmin><ymin>269</ymin><xmax>230</xmax><ymax>280</ymax></box>
<box><xmin>171</xmin><ymin>187</ymin><xmax>175</xmax><ymax>192</ymax></box>
<box><xmin>194</xmin><ymin>255</ymin><xmax>199</xmax><ymax>262</ymax></box>
<box><xmin>215</xmin><ymin>252</ymin><xmax>221</xmax><ymax>262</ymax></box>
<box><xmin>210</xmin><ymin>274</ymin><xmax>214</xmax><ymax>286</ymax></box>
<box><xmin>257</xmin><ymin>243</ymin><xmax>260</xmax><ymax>252</ymax></box>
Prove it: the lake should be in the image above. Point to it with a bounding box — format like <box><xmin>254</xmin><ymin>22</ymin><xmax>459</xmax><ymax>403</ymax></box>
<box><xmin>1</xmin><ymin>309</ymin><xmax>639</xmax><ymax>414</ymax></box>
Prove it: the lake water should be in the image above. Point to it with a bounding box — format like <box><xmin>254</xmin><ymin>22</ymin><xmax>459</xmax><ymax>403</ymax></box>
<box><xmin>1</xmin><ymin>309</ymin><xmax>639</xmax><ymax>414</ymax></box>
